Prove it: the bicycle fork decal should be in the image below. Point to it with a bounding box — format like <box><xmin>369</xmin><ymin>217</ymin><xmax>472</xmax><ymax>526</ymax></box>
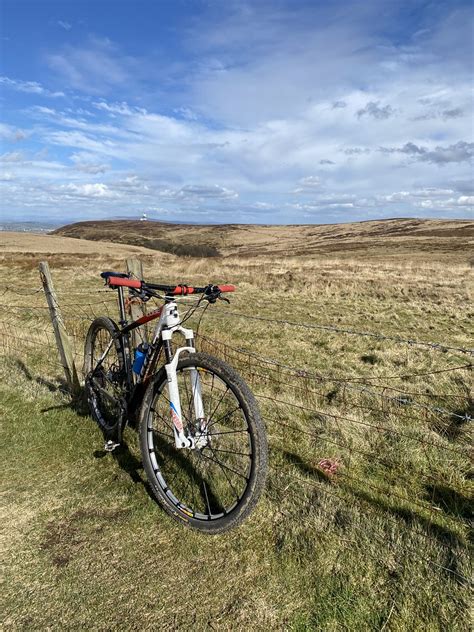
<box><xmin>169</xmin><ymin>401</ymin><xmax>183</xmax><ymax>433</ymax></box>
<box><xmin>166</xmin><ymin>358</ymin><xmax>193</xmax><ymax>448</ymax></box>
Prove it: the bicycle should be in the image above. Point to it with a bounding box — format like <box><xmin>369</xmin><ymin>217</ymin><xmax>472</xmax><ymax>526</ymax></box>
<box><xmin>83</xmin><ymin>271</ymin><xmax>268</xmax><ymax>532</ymax></box>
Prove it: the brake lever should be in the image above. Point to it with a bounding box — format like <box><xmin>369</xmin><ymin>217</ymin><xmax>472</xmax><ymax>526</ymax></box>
<box><xmin>204</xmin><ymin>285</ymin><xmax>230</xmax><ymax>304</ymax></box>
<box><xmin>129</xmin><ymin>287</ymin><xmax>152</xmax><ymax>302</ymax></box>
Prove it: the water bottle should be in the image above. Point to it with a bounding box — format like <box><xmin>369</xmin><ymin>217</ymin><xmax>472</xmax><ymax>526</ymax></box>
<box><xmin>132</xmin><ymin>343</ymin><xmax>149</xmax><ymax>374</ymax></box>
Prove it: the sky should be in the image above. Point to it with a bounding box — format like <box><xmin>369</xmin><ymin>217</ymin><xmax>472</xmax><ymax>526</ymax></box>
<box><xmin>0</xmin><ymin>0</ymin><xmax>473</xmax><ymax>225</ymax></box>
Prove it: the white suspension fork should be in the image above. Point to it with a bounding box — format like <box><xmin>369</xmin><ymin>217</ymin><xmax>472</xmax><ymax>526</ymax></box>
<box><xmin>162</xmin><ymin>325</ymin><xmax>205</xmax><ymax>449</ymax></box>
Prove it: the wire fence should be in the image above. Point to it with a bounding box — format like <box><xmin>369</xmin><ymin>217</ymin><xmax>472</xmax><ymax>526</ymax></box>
<box><xmin>0</xmin><ymin>270</ymin><xmax>472</xmax><ymax>586</ymax></box>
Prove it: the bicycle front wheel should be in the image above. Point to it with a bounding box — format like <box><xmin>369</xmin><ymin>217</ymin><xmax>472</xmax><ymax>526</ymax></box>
<box><xmin>139</xmin><ymin>352</ymin><xmax>268</xmax><ymax>533</ymax></box>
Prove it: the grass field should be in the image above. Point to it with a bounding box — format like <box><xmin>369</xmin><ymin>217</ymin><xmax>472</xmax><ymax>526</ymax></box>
<box><xmin>1</xmin><ymin>222</ymin><xmax>473</xmax><ymax>631</ymax></box>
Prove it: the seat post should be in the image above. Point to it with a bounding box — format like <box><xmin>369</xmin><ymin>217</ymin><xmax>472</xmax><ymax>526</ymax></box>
<box><xmin>117</xmin><ymin>286</ymin><xmax>127</xmax><ymax>326</ymax></box>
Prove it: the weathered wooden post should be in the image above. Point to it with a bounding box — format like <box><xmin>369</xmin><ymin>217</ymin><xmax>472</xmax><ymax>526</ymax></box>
<box><xmin>39</xmin><ymin>261</ymin><xmax>81</xmax><ymax>396</ymax></box>
<box><xmin>126</xmin><ymin>257</ymin><xmax>147</xmax><ymax>348</ymax></box>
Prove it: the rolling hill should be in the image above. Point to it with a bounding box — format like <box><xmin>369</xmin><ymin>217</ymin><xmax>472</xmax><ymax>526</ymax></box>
<box><xmin>52</xmin><ymin>217</ymin><xmax>474</xmax><ymax>262</ymax></box>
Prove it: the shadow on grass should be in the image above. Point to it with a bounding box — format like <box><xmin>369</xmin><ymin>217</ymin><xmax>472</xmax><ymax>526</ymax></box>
<box><xmin>277</xmin><ymin>447</ymin><xmax>468</xmax><ymax>551</ymax></box>
<box><xmin>14</xmin><ymin>359</ymin><xmax>90</xmax><ymax>416</ymax></box>
<box><xmin>93</xmin><ymin>434</ymin><xmax>224</xmax><ymax>516</ymax></box>
<box><xmin>15</xmin><ymin>359</ymin><xmax>223</xmax><ymax>514</ymax></box>
<box><xmin>430</xmin><ymin>397</ymin><xmax>473</xmax><ymax>442</ymax></box>
<box><xmin>423</xmin><ymin>484</ymin><xmax>473</xmax><ymax>522</ymax></box>
<box><xmin>15</xmin><ymin>358</ymin><xmax>68</xmax><ymax>394</ymax></box>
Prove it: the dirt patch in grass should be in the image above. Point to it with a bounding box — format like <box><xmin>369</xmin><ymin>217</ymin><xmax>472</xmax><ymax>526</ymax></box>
<box><xmin>41</xmin><ymin>508</ymin><xmax>131</xmax><ymax>568</ymax></box>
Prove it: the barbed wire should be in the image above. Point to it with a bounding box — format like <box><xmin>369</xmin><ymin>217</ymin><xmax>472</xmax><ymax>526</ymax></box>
<box><xmin>236</xmin><ymin>364</ymin><xmax>472</xmax><ymax>425</ymax></box>
<box><xmin>0</xmin><ymin>285</ymin><xmax>44</xmax><ymax>296</ymax></box>
<box><xmin>217</xmin><ymin>309</ymin><xmax>474</xmax><ymax>356</ymax></box>
<box><xmin>6</xmin><ymin>284</ymin><xmax>473</xmax><ymax>354</ymax></box>
<box><xmin>5</xmin><ymin>299</ymin><xmax>118</xmax><ymax>310</ymax></box>
<box><xmin>198</xmin><ymin>335</ymin><xmax>472</xmax><ymax>421</ymax></box>
<box><xmin>256</xmin><ymin>394</ymin><xmax>471</xmax><ymax>455</ymax></box>
<box><xmin>197</xmin><ymin>334</ymin><xmax>472</xmax><ymax>383</ymax></box>
<box><xmin>265</xmin><ymin>415</ymin><xmax>460</xmax><ymax>492</ymax></box>
<box><xmin>1</xmin><ymin>275</ymin><xmax>472</xmax><ymax>594</ymax></box>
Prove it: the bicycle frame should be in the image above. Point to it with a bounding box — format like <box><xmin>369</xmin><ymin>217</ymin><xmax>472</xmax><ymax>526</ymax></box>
<box><xmin>92</xmin><ymin>286</ymin><xmax>205</xmax><ymax>449</ymax></box>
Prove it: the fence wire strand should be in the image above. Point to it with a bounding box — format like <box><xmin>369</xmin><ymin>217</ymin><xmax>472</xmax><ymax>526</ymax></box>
<box><xmin>1</xmin><ymin>276</ymin><xmax>472</xmax><ymax>588</ymax></box>
<box><xmin>217</xmin><ymin>309</ymin><xmax>474</xmax><ymax>356</ymax></box>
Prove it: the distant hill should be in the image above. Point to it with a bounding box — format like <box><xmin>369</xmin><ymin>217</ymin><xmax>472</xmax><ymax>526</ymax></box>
<box><xmin>52</xmin><ymin>218</ymin><xmax>474</xmax><ymax>262</ymax></box>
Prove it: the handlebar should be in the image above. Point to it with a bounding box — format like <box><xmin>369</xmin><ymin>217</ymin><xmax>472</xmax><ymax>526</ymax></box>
<box><xmin>100</xmin><ymin>271</ymin><xmax>235</xmax><ymax>299</ymax></box>
<box><xmin>146</xmin><ymin>282</ymin><xmax>236</xmax><ymax>295</ymax></box>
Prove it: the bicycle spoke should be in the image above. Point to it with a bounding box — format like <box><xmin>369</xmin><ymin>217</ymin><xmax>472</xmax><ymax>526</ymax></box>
<box><xmin>199</xmin><ymin>450</ymin><xmax>242</xmax><ymax>502</ymax></box>
<box><xmin>209</xmin><ymin>429</ymin><xmax>249</xmax><ymax>436</ymax></box>
<box><xmin>211</xmin><ymin>446</ymin><xmax>252</xmax><ymax>458</ymax></box>
<box><xmin>150</xmin><ymin>407</ymin><xmax>175</xmax><ymax>433</ymax></box>
<box><xmin>208</xmin><ymin>405</ymin><xmax>242</xmax><ymax>429</ymax></box>
<box><xmin>202</xmin><ymin>480</ymin><xmax>212</xmax><ymax>518</ymax></box>
<box><xmin>200</xmin><ymin>448</ymin><xmax>249</xmax><ymax>482</ymax></box>
<box><xmin>208</xmin><ymin>386</ymin><xmax>230</xmax><ymax>423</ymax></box>
<box><xmin>151</xmin><ymin>428</ymin><xmax>174</xmax><ymax>440</ymax></box>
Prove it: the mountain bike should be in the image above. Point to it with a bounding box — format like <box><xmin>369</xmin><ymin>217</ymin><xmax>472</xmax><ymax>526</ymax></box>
<box><xmin>83</xmin><ymin>271</ymin><xmax>268</xmax><ymax>532</ymax></box>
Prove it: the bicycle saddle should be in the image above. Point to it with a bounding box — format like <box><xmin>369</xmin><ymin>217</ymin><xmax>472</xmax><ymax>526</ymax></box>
<box><xmin>100</xmin><ymin>271</ymin><xmax>129</xmax><ymax>280</ymax></box>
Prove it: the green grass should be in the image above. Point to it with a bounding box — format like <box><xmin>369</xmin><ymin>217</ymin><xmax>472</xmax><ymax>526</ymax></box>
<box><xmin>1</xmin><ymin>246</ymin><xmax>472</xmax><ymax>630</ymax></box>
<box><xmin>1</xmin><ymin>375</ymin><xmax>470</xmax><ymax>631</ymax></box>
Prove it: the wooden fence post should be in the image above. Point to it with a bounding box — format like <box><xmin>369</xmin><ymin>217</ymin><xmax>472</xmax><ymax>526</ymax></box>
<box><xmin>39</xmin><ymin>261</ymin><xmax>81</xmax><ymax>397</ymax></box>
<box><xmin>126</xmin><ymin>257</ymin><xmax>147</xmax><ymax>349</ymax></box>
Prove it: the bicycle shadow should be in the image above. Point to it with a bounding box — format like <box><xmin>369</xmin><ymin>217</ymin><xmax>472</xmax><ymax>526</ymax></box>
<box><xmin>14</xmin><ymin>357</ymin><xmax>230</xmax><ymax>516</ymax></box>
<box><xmin>93</xmin><ymin>435</ymin><xmax>223</xmax><ymax>515</ymax></box>
<box><xmin>92</xmin><ymin>442</ymin><xmax>153</xmax><ymax>498</ymax></box>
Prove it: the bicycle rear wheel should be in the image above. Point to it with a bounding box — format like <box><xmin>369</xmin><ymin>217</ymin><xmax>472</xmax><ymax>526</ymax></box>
<box><xmin>84</xmin><ymin>316</ymin><xmax>127</xmax><ymax>435</ymax></box>
<box><xmin>139</xmin><ymin>352</ymin><xmax>268</xmax><ymax>533</ymax></box>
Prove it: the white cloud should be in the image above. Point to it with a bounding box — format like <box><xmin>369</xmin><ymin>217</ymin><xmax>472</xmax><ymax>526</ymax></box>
<box><xmin>0</xmin><ymin>123</ymin><xmax>27</xmax><ymax>142</ymax></box>
<box><xmin>73</xmin><ymin>162</ymin><xmax>109</xmax><ymax>174</ymax></box>
<box><xmin>1</xmin><ymin>2</ymin><xmax>473</xmax><ymax>222</ymax></box>
<box><xmin>298</xmin><ymin>176</ymin><xmax>321</xmax><ymax>188</ymax></box>
<box><xmin>0</xmin><ymin>76</ymin><xmax>64</xmax><ymax>97</ymax></box>
<box><xmin>457</xmin><ymin>196</ymin><xmax>474</xmax><ymax>207</ymax></box>
<box><xmin>0</xmin><ymin>151</ymin><xmax>24</xmax><ymax>163</ymax></box>
<box><xmin>57</xmin><ymin>20</ymin><xmax>72</xmax><ymax>31</ymax></box>
<box><xmin>160</xmin><ymin>184</ymin><xmax>238</xmax><ymax>201</ymax></box>
<box><xmin>46</xmin><ymin>37</ymin><xmax>130</xmax><ymax>95</ymax></box>
<box><xmin>61</xmin><ymin>183</ymin><xmax>119</xmax><ymax>198</ymax></box>
<box><xmin>47</xmin><ymin>130</ymin><xmax>118</xmax><ymax>155</ymax></box>
<box><xmin>93</xmin><ymin>101</ymin><xmax>147</xmax><ymax>116</ymax></box>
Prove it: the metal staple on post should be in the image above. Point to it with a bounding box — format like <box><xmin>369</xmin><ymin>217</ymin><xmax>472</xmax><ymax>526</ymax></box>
<box><xmin>38</xmin><ymin>261</ymin><xmax>81</xmax><ymax>396</ymax></box>
<box><xmin>126</xmin><ymin>257</ymin><xmax>147</xmax><ymax>348</ymax></box>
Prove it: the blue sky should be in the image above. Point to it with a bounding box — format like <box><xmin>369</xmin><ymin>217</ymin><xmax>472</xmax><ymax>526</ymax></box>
<box><xmin>0</xmin><ymin>0</ymin><xmax>473</xmax><ymax>224</ymax></box>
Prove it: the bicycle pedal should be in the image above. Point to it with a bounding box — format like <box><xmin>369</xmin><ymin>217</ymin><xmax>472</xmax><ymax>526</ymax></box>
<box><xmin>104</xmin><ymin>440</ymin><xmax>120</xmax><ymax>452</ymax></box>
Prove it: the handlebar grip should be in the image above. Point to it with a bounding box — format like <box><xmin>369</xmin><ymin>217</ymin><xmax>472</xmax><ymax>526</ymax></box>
<box><xmin>216</xmin><ymin>284</ymin><xmax>236</xmax><ymax>293</ymax></box>
<box><xmin>107</xmin><ymin>276</ymin><xmax>142</xmax><ymax>289</ymax></box>
<box><xmin>171</xmin><ymin>286</ymin><xmax>196</xmax><ymax>295</ymax></box>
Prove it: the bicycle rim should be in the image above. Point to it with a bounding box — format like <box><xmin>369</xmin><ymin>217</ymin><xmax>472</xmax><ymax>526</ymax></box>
<box><xmin>145</xmin><ymin>364</ymin><xmax>255</xmax><ymax>521</ymax></box>
<box><xmin>87</xmin><ymin>325</ymin><xmax>125</xmax><ymax>431</ymax></box>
